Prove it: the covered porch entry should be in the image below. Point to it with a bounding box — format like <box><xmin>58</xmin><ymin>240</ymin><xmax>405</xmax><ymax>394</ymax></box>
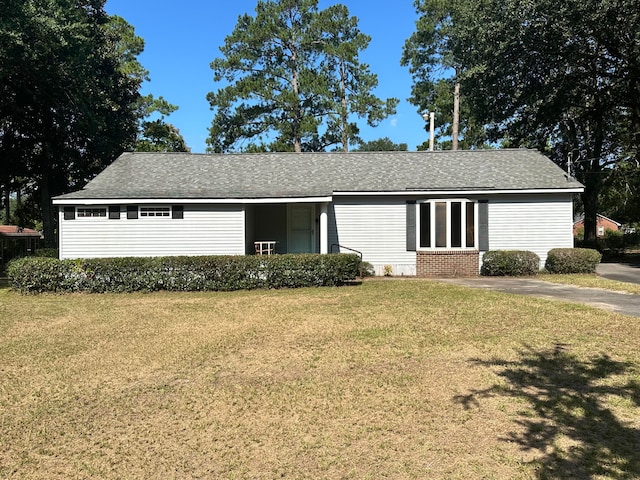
<box><xmin>245</xmin><ymin>202</ymin><xmax>329</xmax><ymax>255</ymax></box>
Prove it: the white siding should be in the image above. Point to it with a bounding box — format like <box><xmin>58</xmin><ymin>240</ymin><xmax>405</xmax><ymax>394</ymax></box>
<box><xmin>330</xmin><ymin>198</ymin><xmax>416</xmax><ymax>275</ymax></box>
<box><xmin>487</xmin><ymin>194</ymin><xmax>575</xmax><ymax>267</ymax></box>
<box><xmin>59</xmin><ymin>204</ymin><xmax>245</xmax><ymax>259</ymax></box>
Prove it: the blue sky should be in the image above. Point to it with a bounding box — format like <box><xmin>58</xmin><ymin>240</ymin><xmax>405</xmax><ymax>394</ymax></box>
<box><xmin>104</xmin><ymin>0</ymin><xmax>430</xmax><ymax>153</ymax></box>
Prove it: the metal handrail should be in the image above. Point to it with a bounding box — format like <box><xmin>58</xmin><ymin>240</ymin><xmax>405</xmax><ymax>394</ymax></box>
<box><xmin>330</xmin><ymin>243</ymin><xmax>362</xmax><ymax>261</ymax></box>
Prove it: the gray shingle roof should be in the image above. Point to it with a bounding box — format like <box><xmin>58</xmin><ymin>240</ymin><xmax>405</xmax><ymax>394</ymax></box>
<box><xmin>54</xmin><ymin>149</ymin><xmax>582</xmax><ymax>200</ymax></box>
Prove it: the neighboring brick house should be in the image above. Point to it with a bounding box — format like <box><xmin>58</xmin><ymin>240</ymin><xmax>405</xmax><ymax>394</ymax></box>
<box><xmin>573</xmin><ymin>214</ymin><xmax>621</xmax><ymax>237</ymax></box>
<box><xmin>0</xmin><ymin>225</ymin><xmax>42</xmax><ymax>267</ymax></box>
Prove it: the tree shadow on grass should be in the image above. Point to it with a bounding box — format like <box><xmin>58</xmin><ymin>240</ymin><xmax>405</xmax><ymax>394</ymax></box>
<box><xmin>454</xmin><ymin>344</ymin><xmax>640</xmax><ymax>479</ymax></box>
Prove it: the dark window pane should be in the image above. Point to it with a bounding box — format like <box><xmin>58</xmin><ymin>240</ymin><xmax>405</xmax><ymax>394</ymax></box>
<box><xmin>109</xmin><ymin>206</ymin><xmax>120</xmax><ymax>219</ymax></box>
<box><xmin>451</xmin><ymin>202</ymin><xmax>462</xmax><ymax>247</ymax></box>
<box><xmin>466</xmin><ymin>202</ymin><xmax>475</xmax><ymax>247</ymax></box>
<box><xmin>419</xmin><ymin>203</ymin><xmax>430</xmax><ymax>248</ymax></box>
<box><xmin>172</xmin><ymin>205</ymin><xmax>184</xmax><ymax>219</ymax></box>
<box><xmin>127</xmin><ymin>205</ymin><xmax>138</xmax><ymax>219</ymax></box>
<box><xmin>435</xmin><ymin>202</ymin><xmax>446</xmax><ymax>247</ymax></box>
<box><xmin>63</xmin><ymin>207</ymin><xmax>75</xmax><ymax>220</ymax></box>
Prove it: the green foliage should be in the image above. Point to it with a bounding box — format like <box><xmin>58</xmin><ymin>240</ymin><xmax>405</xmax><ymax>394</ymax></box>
<box><xmin>134</xmin><ymin>94</ymin><xmax>189</xmax><ymax>152</ymax></box>
<box><xmin>1</xmin><ymin>3</ymin><xmax>143</xmax><ymax>246</ymax></box>
<box><xmin>206</xmin><ymin>0</ymin><xmax>397</xmax><ymax>153</ymax></box>
<box><xmin>355</xmin><ymin>137</ymin><xmax>407</xmax><ymax>152</ymax></box>
<box><xmin>603</xmin><ymin>229</ymin><xmax>625</xmax><ymax>253</ymax></box>
<box><xmin>575</xmin><ymin>229</ymin><xmax>628</xmax><ymax>253</ymax></box>
<box><xmin>7</xmin><ymin>254</ymin><xmax>361</xmax><ymax>294</ymax></box>
<box><xmin>401</xmin><ymin>1</ymin><xmax>490</xmax><ymax>150</ymax></box>
<box><xmin>404</xmin><ymin>0</ymin><xmax>640</xmax><ymax>238</ymax></box>
<box><xmin>34</xmin><ymin>248</ymin><xmax>58</xmax><ymax>258</ymax></box>
<box><xmin>481</xmin><ymin>250</ymin><xmax>540</xmax><ymax>276</ymax></box>
<box><xmin>1</xmin><ymin>6</ymin><xmax>186</xmax><ymax>245</ymax></box>
<box><xmin>358</xmin><ymin>261</ymin><xmax>375</xmax><ymax>277</ymax></box>
<box><xmin>545</xmin><ymin>248</ymin><xmax>602</xmax><ymax>274</ymax></box>
<box><xmin>135</xmin><ymin>120</ymin><xmax>189</xmax><ymax>153</ymax></box>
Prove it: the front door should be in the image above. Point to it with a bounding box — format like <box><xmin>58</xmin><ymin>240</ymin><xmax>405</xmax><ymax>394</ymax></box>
<box><xmin>287</xmin><ymin>204</ymin><xmax>315</xmax><ymax>253</ymax></box>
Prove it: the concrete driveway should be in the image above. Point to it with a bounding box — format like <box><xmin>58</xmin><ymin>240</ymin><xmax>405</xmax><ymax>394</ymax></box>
<box><xmin>597</xmin><ymin>262</ymin><xmax>640</xmax><ymax>285</ymax></box>
<box><xmin>437</xmin><ymin>275</ymin><xmax>640</xmax><ymax>318</ymax></box>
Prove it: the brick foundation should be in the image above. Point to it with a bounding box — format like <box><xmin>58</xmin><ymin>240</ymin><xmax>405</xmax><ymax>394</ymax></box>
<box><xmin>416</xmin><ymin>250</ymin><xmax>479</xmax><ymax>277</ymax></box>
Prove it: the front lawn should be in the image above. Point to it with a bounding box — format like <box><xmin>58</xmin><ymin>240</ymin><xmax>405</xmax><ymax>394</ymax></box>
<box><xmin>1</xmin><ymin>280</ymin><xmax>639</xmax><ymax>479</ymax></box>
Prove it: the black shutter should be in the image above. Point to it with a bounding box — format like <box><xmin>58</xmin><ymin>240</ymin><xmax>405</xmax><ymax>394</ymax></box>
<box><xmin>109</xmin><ymin>206</ymin><xmax>120</xmax><ymax>219</ymax></box>
<box><xmin>172</xmin><ymin>205</ymin><xmax>184</xmax><ymax>219</ymax></box>
<box><xmin>63</xmin><ymin>207</ymin><xmax>75</xmax><ymax>220</ymax></box>
<box><xmin>478</xmin><ymin>200</ymin><xmax>489</xmax><ymax>251</ymax></box>
<box><xmin>127</xmin><ymin>205</ymin><xmax>138</xmax><ymax>219</ymax></box>
<box><xmin>406</xmin><ymin>201</ymin><xmax>416</xmax><ymax>251</ymax></box>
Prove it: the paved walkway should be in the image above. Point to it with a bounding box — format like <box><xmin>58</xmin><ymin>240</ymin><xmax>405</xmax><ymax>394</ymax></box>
<box><xmin>437</xmin><ymin>276</ymin><xmax>640</xmax><ymax>318</ymax></box>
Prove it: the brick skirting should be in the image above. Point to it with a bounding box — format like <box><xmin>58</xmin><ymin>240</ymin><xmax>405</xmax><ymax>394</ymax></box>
<box><xmin>416</xmin><ymin>250</ymin><xmax>480</xmax><ymax>277</ymax></box>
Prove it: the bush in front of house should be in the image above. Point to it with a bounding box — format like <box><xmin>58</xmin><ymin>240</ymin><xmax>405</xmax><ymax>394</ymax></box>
<box><xmin>480</xmin><ymin>250</ymin><xmax>540</xmax><ymax>276</ymax></box>
<box><xmin>7</xmin><ymin>253</ymin><xmax>361</xmax><ymax>294</ymax></box>
<box><xmin>545</xmin><ymin>248</ymin><xmax>602</xmax><ymax>274</ymax></box>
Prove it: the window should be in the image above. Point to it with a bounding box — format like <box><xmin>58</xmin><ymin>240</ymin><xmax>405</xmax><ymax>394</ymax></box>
<box><xmin>172</xmin><ymin>205</ymin><xmax>184</xmax><ymax>219</ymax></box>
<box><xmin>140</xmin><ymin>207</ymin><xmax>170</xmax><ymax>217</ymax></box>
<box><xmin>63</xmin><ymin>207</ymin><xmax>75</xmax><ymax>220</ymax></box>
<box><xmin>417</xmin><ymin>200</ymin><xmax>477</xmax><ymax>249</ymax></box>
<box><xmin>109</xmin><ymin>206</ymin><xmax>120</xmax><ymax>219</ymax></box>
<box><xmin>77</xmin><ymin>208</ymin><xmax>106</xmax><ymax>218</ymax></box>
<box><xmin>126</xmin><ymin>206</ymin><xmax>181</xmax><ymax>219</ymax></box>
<box><xmin>127</xmin><ymin>205</ymin><xmax>138</xmax><ymax>219</ymax></box>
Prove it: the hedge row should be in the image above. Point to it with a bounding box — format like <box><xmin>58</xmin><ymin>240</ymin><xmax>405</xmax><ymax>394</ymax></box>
<box><xmin>545</xmin><ymin>248</ymin><xmax>602</xmax><ymax>274</ymax></box>
<box><xmin>7</xmin><ymin>254</ymin><xmax>361</xmax><ymax>294</ymax></box>
<box><xmin>481</xmin><ymin>248</ymin><xmax>602</xmax><ymax>276</ymax></box>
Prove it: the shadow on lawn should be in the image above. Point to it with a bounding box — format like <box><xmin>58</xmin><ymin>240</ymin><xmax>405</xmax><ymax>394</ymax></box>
<box><xmin>455</xmin><ymin>344</ymin><xmax>640</xmax><ymax>479</ymax></box>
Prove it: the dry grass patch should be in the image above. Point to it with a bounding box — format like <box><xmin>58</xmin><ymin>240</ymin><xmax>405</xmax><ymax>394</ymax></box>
<box><xmin>1</xmin><ymin>281</ymin><xmax>639</xmax><ymax>479</ymax></box>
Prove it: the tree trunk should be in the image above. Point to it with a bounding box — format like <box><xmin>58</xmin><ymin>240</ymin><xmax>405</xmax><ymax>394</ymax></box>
<box><xmin>452</xmin><ymin>80</ymin><xmax>460</xmax><ymax>151</ymax></box>
<box><xmin>38</xmin><ymin>175</ymin><xmax>56</xmax><ymax>248</ymax></box>
<box><xmin>3</xmin><ymin>187</ymin><xmax>9</xmax><ymax>225</ymax></box>
<box><xmin>340</xmin><ymin>60</ymin><xmax>349</xmax><ymax>152</ymax></box>
<box><xmin>581</xmin><ymin>189</ymin><xmax>598</xmax><ymax>243</ymax></box>
<box><xmin>291</xmin><ymin>49</ymin><xmax>302</xmax><ymax>153</ymax></box>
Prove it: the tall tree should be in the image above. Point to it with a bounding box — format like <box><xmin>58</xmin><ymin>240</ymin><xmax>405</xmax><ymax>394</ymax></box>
<box><xmin>405</xmin><ymin>0</ymin><xmax>640</xmax><ymax>240</ymax></box>
<box><xmin>460</xmin><ymin>0</ymin><xmax>639</xmax><ymax>241</ymax></box>
<box><xmin>135</xmin><ymin>95</ymin><xmax>189</xmax><ymax>152</ymax></box>
<box><xmin>207</xmin><ymin>0</ymin><xmax>396</xmax><ymax>153</ymax></box>
<box><xmin>402</xmin><ymin>0</ymin><xmax>487</xmax><ymax>150</ymax></box>
<box><xmin>1</xmin><ymin>1</ymin><xmax>142</xmax><ymax>244</ymax></box>
<box><xmin>315</xmin><ymin>4</ymin><xmax>397</xmax><ymax>151</ymax></box>
<box><xmin>1</xmin><ymin>4</ymin><xmax>185</xmax><ymax>242</ymax></box>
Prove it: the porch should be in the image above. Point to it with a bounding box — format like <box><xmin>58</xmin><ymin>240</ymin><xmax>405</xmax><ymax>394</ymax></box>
<box><xmin>244</xmin><ymin>202</ymin><xmax>329</xmax><ymax>255</ymax></box>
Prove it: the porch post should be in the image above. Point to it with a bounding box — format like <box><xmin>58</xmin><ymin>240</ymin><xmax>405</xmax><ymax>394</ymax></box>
<box><xmin>319</xmin><ymin>202</ymin><xmax>328</xmax><ymax>254</ymax></box>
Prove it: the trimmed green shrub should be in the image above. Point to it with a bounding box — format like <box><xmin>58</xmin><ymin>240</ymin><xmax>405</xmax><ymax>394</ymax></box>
<box><xmin>481</xmin><ymin>250</ymin><xmax>540</xmax><ymax>276</ymax></box>
<box><xmin>7</xmin><ymin>253</ymin><xmax>361</xmax><ymax>294</ymax></box>
<box><xmin>545</xmin><ymin>248</ymin><xmax>602</xmax><ymax>274</ymax></box>
<box><xmin>359</xmin><ymin>261</ymin><xmax>375</xmax><ymax>277</ymax></box>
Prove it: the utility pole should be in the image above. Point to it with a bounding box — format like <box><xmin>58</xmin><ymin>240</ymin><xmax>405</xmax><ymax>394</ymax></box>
<box><xmin>422</xmin><ymin>111</ymin><xmax>435</xmax><ymax>151</ymax></box>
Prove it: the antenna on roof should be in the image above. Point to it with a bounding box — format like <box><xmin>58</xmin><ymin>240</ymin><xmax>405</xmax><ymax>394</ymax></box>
<box><xmin>422</xmin><ymin>111</ymin><xmax>435</xmax><ymax>152</ymax></box>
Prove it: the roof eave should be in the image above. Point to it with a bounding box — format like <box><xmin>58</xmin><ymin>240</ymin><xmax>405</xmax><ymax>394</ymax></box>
<box><xmin>52</xmin><ymin>195</ymin><xmax>334</xmax><ymax>205</ymax></box>
<box><xmin>333</xmin><ymin>187</ymin><xmax>584</xmax><ymax>196</ymax></box>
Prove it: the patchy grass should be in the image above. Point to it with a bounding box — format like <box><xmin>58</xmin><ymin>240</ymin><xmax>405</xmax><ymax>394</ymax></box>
<box><xmin>540</xmin><ymin>273</ymin><xmax>640</xmax><ymax>295</ymax></box>
<box><xmin>1</xmin><ymin>280</ymin><xmax>639</xmax><ymax>479</ymax></box>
